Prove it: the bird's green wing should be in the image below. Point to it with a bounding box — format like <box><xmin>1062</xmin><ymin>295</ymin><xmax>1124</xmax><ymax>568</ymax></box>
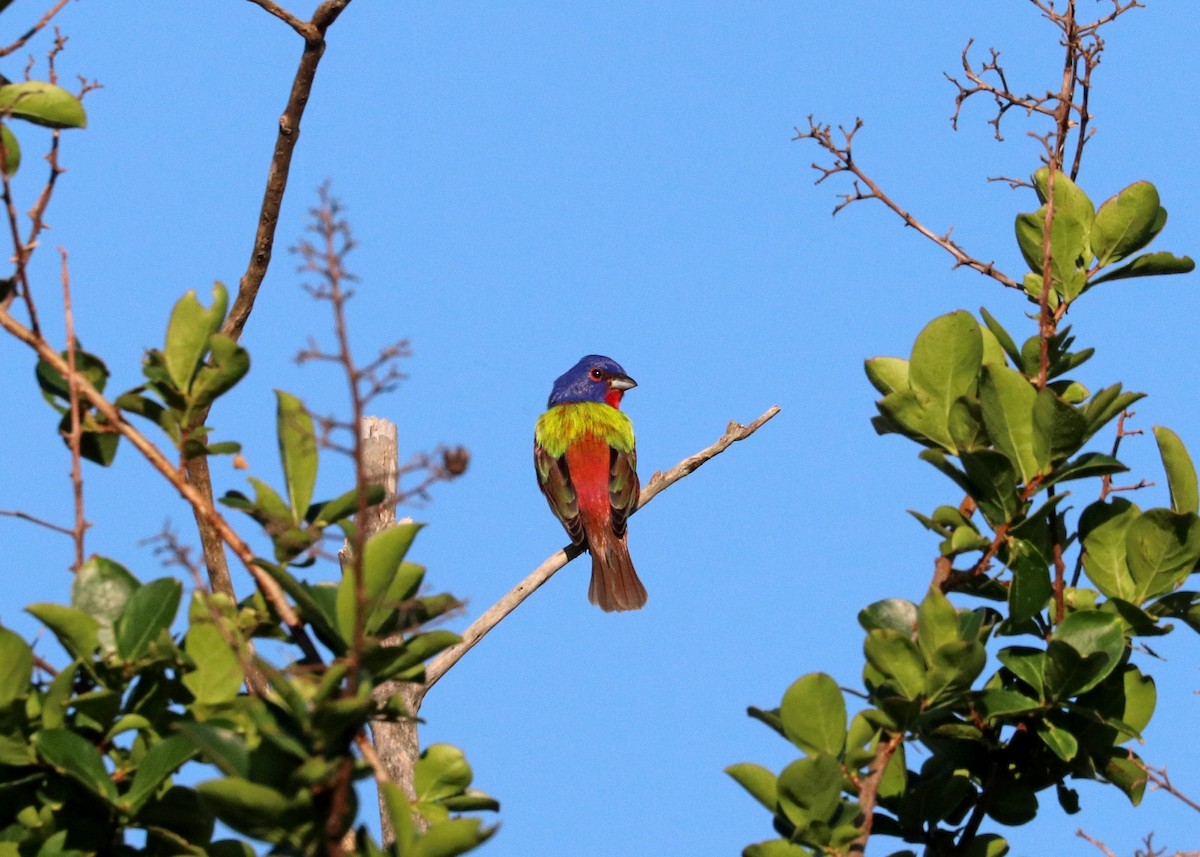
<box><xmin>608</xmin><ymin>445</ymin><xmax>640</xmax><ymax>537</ymax></box>
<box><xmin>534</xmin><ymin>442</ymin><xmax>585</xmax><ymax>546</ymax></box>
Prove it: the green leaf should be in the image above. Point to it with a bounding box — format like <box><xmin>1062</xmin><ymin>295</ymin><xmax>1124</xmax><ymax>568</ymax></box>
<box><xmin>1153</xmin><ymin>426</ymin><xmax>1198</xmax><ymax>514</ymax></box>
<box><xmin>979</xmin><ymin>364</ymin><xmax>1044</xmax><ymax>483</ymax></box>
<box><xmin>363</xmin><ymin>629</ymin><xmax>459</xmax><ymax>682</ymax></box>
<box><xmin>864</xmin><ymin>356</ymin><xmax>909</xmax><ymax>395</ymax></box>
<box><xmin>985</xmin><ymin>779</ymin><xmax>1038</xmax><ymax>826</ymax></box>
<box><xmin>124</xmin><ymin>735</ymin><xmax>198</xmax><ymax>813</ymax></box>
<box><xmin>35</xmin><ymin>729</ymin><xmax>118</xmax><ymax>803</ymax></box>
<box><xmin>410</xmin><ymin>817</ymin><xmax>496</xmax><ymax>857</ymax></box>
<box><xmin>1091</xmin><ymin>181</ymin><xmax>1165</xmax><ymax>267</ymax></box>
<box><xmin>275</xmin><ymin>390</ymin><xmax>317</xmax><ymax>524</ymax></box>
<box><xmin>776</xmin><ymin>753</ymin><xmax>843</xmax><ymax>833</ymax></box>
<box><xmin>979</xmin><ymin>307</ymin><xmax>1021</xmax><ymax>366</ymax></box>
<box><xmin>1102</xmin><ymin>749</ymin><xmax>1146</xmax><ymax>805</ymax></box>
<box><xmin>780</xmin><ymin>673</ymin><xmax>846</xmax><ymax>756</ymax></box>
<box><xmin>916</xmin><ymin>586</ymin><xmax>960</xmax><ymax>662</ymax></box>
<box><xmin>307</xmin><ymin>484</ymin><xmax>386</xmax><ymax>526</ymax></box>
<box><xmin>725</xmin><ymin>763</ymin><xmax>778</xmax><ymax>812</ymax></box>
<box><xmin>164</xmin><ymin>283</ymin><xmax>228</xmax><ymax>393</ymax></box>
<box><xmin>0</xmin><ymin>627</ymin><xmax>31</xmax><ymax>706</ymax></box>
<box><xmin>1089</xmin><ymin>251</ymin><xmax>1195</xmax><ymax>286</ymax></box>
<box><xmin>1033</xmin><ymin>387</ymin><xmax>1086</xmax><ymax>461</ymax></box>
<box><xmin>72</xmin><ymin>556</ymin><xmax>139</xmax><ymax>655</ymax></box>
<box><xmin>115</xmin><ymin>577</ymin><xmax>182</xmax><ymax>660</ymax></box>
<box><xmin>997</xmin><ymin>647</ymin><xmax>1046</xmax><ymax>699</ymax></box>
<box><xmin>1125</xmin><ymin>508</ymin><xmax>1200</xmax><ymax>603</ymax></box>
<box><xmin>1037</xmin><ymin>718</ymin><xmax>1078</xmax><ymax>761</ymax></box>
<box><xmin>964</xmin><ymin>834</ymin><xmax>1010</xmax><ymax>857</ymax></box>
<box><xmin>415</xmin><ymin>744</ymin><xmax>473</xmax><ymax>803</ymax></box>
<box><xmin>959</xmin><ymin>449</ymin><xmax>1021</xmax><ymax>526</ymax></box>
<box><xmin>1004</xmin><ymin>539</ymin><xmax>1052</xmax><ymax>626</ymax></box>
<box><xmin>25</xmin><ymin>603</ymin><xmax>98</xmax><ymax>662</ymax></box>
<box><xmin>0</xmin><ymin>122</ymin><xmax>19</xmax><ymax>175</ymax></box>
<box><xmin>858</xmin><ymin>599</ymin><xmax>917</xmax><ymax>635</ymax></box>
<box><xmin>1081</xmin><ymin>384</ymin><xmax>1145</xmax><ymax>440</ymax></box>
<box><xmin>183</xmin><ymin>621</ymin><xmax>245</xmax><ymax>705</ymax></box>
<box><xmin>1043</xmin><ymin>452</ymin><xmax>1127</xmax><ymax>488</ymax></box>
<box><xmin>174</xmin><ymin>722</ymin><xmax>249</xmax><ymax>778</ymax></box>
<box><xmin>0</xmin><ymin>81</ymin><xmax>86</xmax><ymax>128</ymax></box>
<box><xmin>979</xmin><ymin>688</ymin><xmax>1042</xmax><ymax>720</ymax></box>
<box><xmin>1046</xmin><ymin>610</ymin><xmax>1125</xmax><ymax>698</ymax></box>
<box><xmin>257</xmin><ymin>563</ymin><xmax>347</xmax><ymax>656</ymax></box>
<box><xmin>189</xmin><ymin>334</ymin><xmax>250</xmax><ymax>412</ymax></box>
<box><xmin>909</xmin><ymin>310</ymin><xmax>982</xmax><ymax>418</ymax></box>
<box><xmin>1017</xmin><ymin>169</ymin><xmax>1094</xmax><ymax>298</ymax></box>
<box><xmin>381</xmin><ymin>781</ymin><xmax>416</xmax><ymax>851</ymax></box>
<box><xmin>1080</xmin><ymin>498</ymin><xmax>1140</xmax><ymax>601</ymax></box>
<box><xmin>196</xmin><ymin>778</ymin><xmax>301</xmax><ymax>841</ymax></box>
<box><xmin>338</xmin><ymin>522</ymin><xmax>424</xmax><ymax>639</ymax></box>
<box><xmin>863</xmin><ymin>630</ymin><xmax>926</xmax><ymax>701</ymax></box>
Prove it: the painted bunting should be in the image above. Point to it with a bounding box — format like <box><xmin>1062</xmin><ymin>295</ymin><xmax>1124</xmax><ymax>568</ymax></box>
<box><xmin>534</xmin><ymin>355</ymin><xmax>646</xmax><ymax>611</ymax></box>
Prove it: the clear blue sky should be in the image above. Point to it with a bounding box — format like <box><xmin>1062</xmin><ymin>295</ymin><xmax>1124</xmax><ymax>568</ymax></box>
<box><xmin>2</xmin><ymin>2</ymin><xmax>1199</xmax><ymax>855</ymax></box>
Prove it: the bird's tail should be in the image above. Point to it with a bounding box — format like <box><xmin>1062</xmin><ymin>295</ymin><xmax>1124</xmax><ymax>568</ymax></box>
<box><xmin>588</xmin><ymin>533</ymin><xmax>647</xmax><ymax>612</ymax></box>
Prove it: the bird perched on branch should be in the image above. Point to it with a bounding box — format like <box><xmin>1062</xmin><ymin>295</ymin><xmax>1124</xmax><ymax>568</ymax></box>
<box><xmin>534</xmin><ymin>355</ymin><xmax>646</xmax><ymax>611</ymax></box>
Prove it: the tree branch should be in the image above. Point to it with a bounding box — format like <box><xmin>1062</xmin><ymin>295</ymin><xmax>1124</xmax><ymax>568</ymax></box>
<box><xmin>185</xmin><ymin>0</ymin><xmax>352</xmax><ymax>605</ymax></box>
<box><xmin>0</xmin><ymin>307</ymin><xmax>321</xmax><ymax>662</ymax></box>
<box><xmin>849</xmin><ymin>730</ymin><xmax>904</xmax><ymax>855</ymax></box>
<box><xmin>794</xmin><ymin>117</ymin><xmax>1023</xmax><ymax>291</ymax></box>
<box><xmin>420</xmin><ymin>404</ymin><xmax>781</xmax><ymax>695</ymax></box>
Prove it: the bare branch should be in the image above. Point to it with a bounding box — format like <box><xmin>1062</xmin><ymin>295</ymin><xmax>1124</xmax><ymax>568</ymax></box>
<box><xmin>421</xmin><ymin>405</ymin><xmax>781</xmax><ymax>694</ymax></box>
<box><xmin>223</xmin><ymin>0</ymin><xmax>353</xmax><ymax>342</ymax></box>
<box><xmin>793</xmin><ymin>117</ymin><xmax>1023</xmax><ymax>291</ymax></box>
<box><xmin>0</xmin><ymin>509</ymin><xmax>74</xmax><ymax>536</ymax></box>
<box><xmin>58</xmin><ymin>248</ymin><xmax>87</xmax><ymax>570</ymax></box>
<box><xmin>0</xmin><ymin>0</ymin><xmax>72</xmax><ymax>59</ymax></box>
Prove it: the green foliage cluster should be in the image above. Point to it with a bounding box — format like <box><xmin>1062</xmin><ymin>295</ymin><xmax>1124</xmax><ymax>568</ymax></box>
<box><xmin>729</xmin><ymin>172</ymin><xmax>1197</xmax><ymax>856</ymax></box>
<box><xmin>0</xmin><ymin>78</ymin><xmax>87</xmax><ymax>176</ymax></box>
<box><xmin>7</xmin><ymin>286</ymin><xmax>496</xmax><ymax>855</ymax></box>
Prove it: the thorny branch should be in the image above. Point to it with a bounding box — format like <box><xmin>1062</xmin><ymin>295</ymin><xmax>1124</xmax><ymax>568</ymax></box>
<box><xmin>794</xmin><ymin>117</ymin><xmax>1023</xmax><ymax>291</ymax></box>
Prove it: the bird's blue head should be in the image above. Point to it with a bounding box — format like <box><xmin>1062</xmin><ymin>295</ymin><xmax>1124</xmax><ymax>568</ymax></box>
<box><xmin>547</xmin><ymin>355</ymin><xmax>637</xmax><ymax>408</ymax></box>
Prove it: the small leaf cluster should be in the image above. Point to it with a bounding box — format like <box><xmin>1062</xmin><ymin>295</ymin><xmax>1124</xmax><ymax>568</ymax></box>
<box><xmin>38</xmin><ymin>284</ymin><xmax>250</xmax><ymax>467</ymax></box>
<box><xmin>16</xmin><ymin>285</ymin><xmax>496</xmax><ymax>855</ymax></box>
<box><xmin>0</xmin><ymin>79</ymin><xmax>87</xmax><ymax>176</ymax></box>
<box><xmin>730</xmin><ymin>175</ymin><xmax>1197</xmax><ymax>856</ymax></box>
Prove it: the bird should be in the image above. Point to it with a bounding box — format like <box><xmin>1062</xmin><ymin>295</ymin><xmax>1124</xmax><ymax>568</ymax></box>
<box><xmin>534</xmin><ymin>354</ymin><xmax>646</xmax><ymax>611</ymax></box>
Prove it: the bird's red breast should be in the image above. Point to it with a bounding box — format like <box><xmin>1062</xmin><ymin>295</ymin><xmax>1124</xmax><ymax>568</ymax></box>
<box><xmin>563</xmin><ymin>434</ymin><xmax>614</xmax><ymax>525</ymax></box>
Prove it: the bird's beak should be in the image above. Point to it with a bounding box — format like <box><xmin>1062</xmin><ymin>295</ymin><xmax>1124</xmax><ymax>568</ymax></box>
<box><xmin>610</xmin><ymin>374</ymin><xmax>637</xmax><ymax>391</ymax></box>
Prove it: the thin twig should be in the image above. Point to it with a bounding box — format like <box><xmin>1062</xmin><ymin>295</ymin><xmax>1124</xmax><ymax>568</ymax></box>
<box><xmin>0</xmin><ymin>509</ymin><xmax>74</xmax><ymax>536</ymax></box>
<box><xmin>793</xmin><ymin>117</ymin><xmax>1023</xmax><ymax>291</ymax></box>
<box><xmin>59</xmin><ymin>248</ymin><xmax>86</xmax><ymax>571</ymax></box>
<box><xmin>1141</xmin><ymin>763</ymin><xmax>1200</xmax><ymax>814</ymax></box>
<box><xmin>0</xmin><ymin>0</ymin><xmax>72</xmax><ymax>59</ymax></box>
<box><xmin>421</xmin><ymin>405</ymin><xmax>781</xmax><ymax>694</ymax></box>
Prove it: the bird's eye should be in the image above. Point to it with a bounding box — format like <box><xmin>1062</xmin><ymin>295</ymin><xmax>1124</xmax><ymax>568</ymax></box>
<box><xmin>589</xmin><ymin>368</ymin><xmax>604</xmax><ymax>381</ymax></box>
